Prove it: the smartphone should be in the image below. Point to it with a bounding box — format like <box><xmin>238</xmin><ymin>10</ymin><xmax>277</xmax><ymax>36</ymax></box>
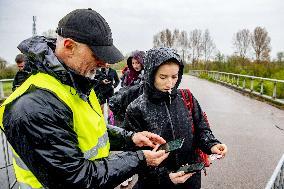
<box><xmin>157</xmin><ymin>138</ymin><xmax>184</xmax><ymax>153</ymax></box>
<box><xmin>176</xmin><ymin>162</ymin><xmax>205</xmax><ymax>173</ymax></box>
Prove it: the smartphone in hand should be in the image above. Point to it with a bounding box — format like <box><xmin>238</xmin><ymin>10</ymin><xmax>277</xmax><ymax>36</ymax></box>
<box><xmin>157</xmin><ymin>138</ymin><xmax>185</xmax><ymax>153</ymax></box>
<box><xmin>176</xmin><ymin>162</ymin><xmax>205</xmax><ymax>173</ymax></box>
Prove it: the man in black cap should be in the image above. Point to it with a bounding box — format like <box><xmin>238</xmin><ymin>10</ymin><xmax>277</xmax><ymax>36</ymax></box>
<box><xmin>0</xmin><ymin>9</ymin><xmax>168</xmax><ymax>189</ymax></box>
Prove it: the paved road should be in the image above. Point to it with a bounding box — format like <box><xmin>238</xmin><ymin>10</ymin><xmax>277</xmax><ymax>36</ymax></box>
<box><xmin>1</xmin><ymin>75</ymin><xmax>284</xmax><ymax>189</ymax></box>
<box><xmin>116</xmin><ymin>75</ymin><xmax>284</xmax><ymax>189</ymax></box>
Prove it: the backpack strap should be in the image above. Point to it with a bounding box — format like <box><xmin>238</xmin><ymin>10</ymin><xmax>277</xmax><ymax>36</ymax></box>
<box><xmin>180</xmin><ymin>89</ymin><xmax>195</xmax><ymax>133</ymax></box>
<box><xmin>180</xmin><ymin>89</ymin><xmax>193</xmax><ymax>112</ymax></box>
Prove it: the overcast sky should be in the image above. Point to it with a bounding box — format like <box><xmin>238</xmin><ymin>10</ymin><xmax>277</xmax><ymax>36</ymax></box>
<box><xmin>0</xmin><ymin>0</ymin><xmax>283</xmax><ymax>64</ymax></box>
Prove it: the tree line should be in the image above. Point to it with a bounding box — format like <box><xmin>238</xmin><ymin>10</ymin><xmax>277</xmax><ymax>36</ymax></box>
<box><xmin>153</xmin><ymin>26</ymin><xmax>284</xmax><ymax>64</ymax></box>
<box><xmin>153</xmin><ymin>27</ymin><xmax>284</xmax><ymax>81</ymax></box>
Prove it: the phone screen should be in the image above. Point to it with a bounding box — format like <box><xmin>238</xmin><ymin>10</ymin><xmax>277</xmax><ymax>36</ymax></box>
<box><xmin>157</xmin><ymin>138</ymin><xmax>185</xmax><ymax>152</ymax></box>
<box><xmin>176</xmin><ymin>162</ymin><xmax>205</xmax><ymax>173</ymax></box>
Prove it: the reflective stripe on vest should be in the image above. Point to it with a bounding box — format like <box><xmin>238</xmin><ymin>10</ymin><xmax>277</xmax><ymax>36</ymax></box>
<box><xmin>0</xmin><ymin>72</ymin><xmax>110</xmax><ymax>188</ymax></box>
<box><xmin>19</xmin><ymin>182</ymin><xmax>44</xmax><ymax>189</ymax></box>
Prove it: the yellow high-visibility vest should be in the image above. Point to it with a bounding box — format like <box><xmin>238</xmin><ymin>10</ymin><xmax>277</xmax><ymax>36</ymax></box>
<box><xmin>0</xmin><ymin>72</ymin><xmax>110</xmax><ymax>189</ymax></box>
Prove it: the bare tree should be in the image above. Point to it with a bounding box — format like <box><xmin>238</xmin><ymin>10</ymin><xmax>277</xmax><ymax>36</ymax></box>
<box><xmin>172</xmin><ymin>29</ymin><xmax>180</xmax><ymax>49</ymax></box>
<box><xmin>153</xmin><ymin>33</ymin><xmax>160</xmax><ymax>48</ymax></box>
<box><xmin>202</xmin><ymin>29</ymin><xmax>216</xmax><ymax>62</ymax></box>
<box><xmin>233</xmin><ymin>29</ymin><xmax>251</xmax><ymax>58</ymax></box>
<box><xmin>164</xmin><ymin>29</ymin><xmax>174</xmax><ymax>47</ymax></box>
<box><xmin>0</xmin><ymin>57</ymin><xmax>7</xmax><ymax>69</ymax></box>
<box><xmin>42</xmin><ymin>29</ymin><xmax>57</xmax><ymax>38</ymax></box>
<box><xmin>251</xmin><ymin>27</ymin><xmax>271</xmax><ymax>62</ymax></box>
<box><xmin>188</xmin><ymin>29</ymin><xmax>203</xmax><ymax>66</ymax></box>
<box><xmin>276</xmin><ymin>51</ymin><xmax>284</xmax><ymax>63</ymax></box>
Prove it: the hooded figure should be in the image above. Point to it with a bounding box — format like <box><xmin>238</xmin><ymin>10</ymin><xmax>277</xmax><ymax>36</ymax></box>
<box><xmin>121</xmin><ymin>50</ymin><xmax>145</xmax><ymax>87</ymax></box>
<box><xmin>124</xmin><ymin>47</ymin><xmax>227</xmax><ymax>189</ymax></box>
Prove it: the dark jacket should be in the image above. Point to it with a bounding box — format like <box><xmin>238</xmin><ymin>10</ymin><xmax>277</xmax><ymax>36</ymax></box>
<box><xmin>3</xmin><ymin>36</ymin><xmax>147</xmax><ymax>189</ymax></box>
<box><xmin>12</xmin><ymin>70</ymin><xmax>29</xmax><ymax>91</ymax></box>
<box><xmin>109</xmin><ymin>81</ymin><xmax>144</xmax><ymax>126</ymax></box>
<box><xmin>124</xmin><ymin>47</ymin><xmax>221</xmax><ymax>189</ymax></box>
<box><xmin>94</xmin><ymin>67</ymin><xmax>119</xmax><ymax>104</ymax></box>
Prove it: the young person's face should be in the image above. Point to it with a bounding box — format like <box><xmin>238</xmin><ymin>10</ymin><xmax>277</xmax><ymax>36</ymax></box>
<box><xmin>17</xmin><ymin>62</ymin><xmax>25</xmax><ymax>71</ymax></box>
<box><xmin>132</xmin><ymin>58</ymin><xmax>142</xmax><ymax>71</ymax></box>
<box><xmin>154</xmin><ymin>62</ymin><xmax>179</xmax><ymax>93</ymax></box>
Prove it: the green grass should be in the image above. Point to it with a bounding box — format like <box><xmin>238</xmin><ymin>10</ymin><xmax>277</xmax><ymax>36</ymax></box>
<box><xmin>2</xmin><ymin>81</ymin><xmax>13</xmax><ymax>97</ymax></box>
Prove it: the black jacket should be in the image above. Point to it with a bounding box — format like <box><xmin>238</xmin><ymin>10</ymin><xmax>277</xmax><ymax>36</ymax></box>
<box><xmin>3</xmin><ymin>36</ymin><xmax>146</xmax><ymax>189</ymax></box>
<box><xmin>12</xmin><ymin>70</ymin><xmax>29</xmax><ymax>91</ymax></box>
<box><xmin>124</xmin><ymin>48</ymin><xmax>221</xmax><ymax>189</ymax></box>
<box><xmin>94</xmin><ymin>67</ymin><xmax>119</xmax><ymax>104</ymax></box>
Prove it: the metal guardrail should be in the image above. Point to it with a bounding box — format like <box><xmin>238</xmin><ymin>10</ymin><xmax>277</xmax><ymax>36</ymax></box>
<box><xmin>189</xmin><ymin>70</ymin><xmax>284</xmax><ymax>105</ymax></box>
<box><xmin>265</xmin><ymin>154</ymin><xmax>284</xmax><ymax>189</ymax></box>
<box><xmin>0</xmin><ymin>131</ymin><xmax>17</xmax><ymax>189</ymax></box>
<box><xmin>0</xmin><ymin>79</ymin><xmax>13</xmax><ymax>100</ymax></box>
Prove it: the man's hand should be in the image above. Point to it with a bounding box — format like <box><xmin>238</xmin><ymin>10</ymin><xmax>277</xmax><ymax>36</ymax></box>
<box><xmin>142</xmin><ymin>145</ymin><xmax>169</xmax><ymax>166</ymax></box>
<box><xmin>210</xmin><ymin>143</ymin><xmax>228</xmax><ymax>158</ymax></box>
<box><xmin>169</xmin><ymin>171</ymin><xmax>194</xmax><ymax>185</ymax></box>
<box><xmin>132</xmin><ymin>131</ymin><xmax>166</xmax><ymax>148</ymax></box>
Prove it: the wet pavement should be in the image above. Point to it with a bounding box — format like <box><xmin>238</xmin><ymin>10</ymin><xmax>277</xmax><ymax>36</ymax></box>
<box><xmin>1</xmin><ymin>75</ymin><xmax>284</xmax><ymax>189</ymax></box>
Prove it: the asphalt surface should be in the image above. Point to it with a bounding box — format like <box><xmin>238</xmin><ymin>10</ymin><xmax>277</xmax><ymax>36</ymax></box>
<box><xmin>1</xmin><ymin>75</ymin><xmax>284</xmax><ymax>189</ymax></box>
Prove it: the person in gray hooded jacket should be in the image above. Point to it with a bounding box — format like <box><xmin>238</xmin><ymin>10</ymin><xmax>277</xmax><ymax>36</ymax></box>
<box><xmin>124</xmin><ymin>47</ymin><xmax>228</xmax><ymax>189</ymax></box>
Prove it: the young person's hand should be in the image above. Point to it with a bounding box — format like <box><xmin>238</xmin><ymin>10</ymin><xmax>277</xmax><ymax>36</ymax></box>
<box><xmin>210</xmin><ymin>143</ymin><xmax>228</xmax><ymax>158</ymax></box>
<box><xmin>169</xmin><ymin>171</ymin><xmax>194</xmax><ymax>184</ymax></box>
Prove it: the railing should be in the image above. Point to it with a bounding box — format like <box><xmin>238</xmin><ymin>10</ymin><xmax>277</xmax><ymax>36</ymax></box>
<box><xmin>265</xmin><ymin>154</ymin><xmax>284</xmax><ymax>189</ymax></box>
<box><xmin>0</xmin><ymin>131</ymin><xmax>17</xmax><ymax>189</ymax></box>
<box><xmin>0</xmin><ymin>79</ymin><xmax>13</xmax><ymax>100</ymax></box>
<box><xmin>189</xmin><ymin>70</ymin><xmax>284</xmax><ymax>105</ymax></box>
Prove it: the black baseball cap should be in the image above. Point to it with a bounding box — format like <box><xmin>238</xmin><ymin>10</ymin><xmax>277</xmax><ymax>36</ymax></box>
<box><xmin>56</xmin><ymin>8</ymin><xmax>124</xmax><ymax>64</ymax></box>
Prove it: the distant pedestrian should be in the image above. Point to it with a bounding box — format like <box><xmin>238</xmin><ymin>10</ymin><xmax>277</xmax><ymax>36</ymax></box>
<box><xmin>12</xmin><ymin>54</ymin><xmax>30</xmax><ymax>91</ymax></box>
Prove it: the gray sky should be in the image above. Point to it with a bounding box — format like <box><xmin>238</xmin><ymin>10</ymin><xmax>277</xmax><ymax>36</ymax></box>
<box><xmin>0</xmin><ymin>0</ymin><xmax>283</xmax><ymax>64</ymax></box>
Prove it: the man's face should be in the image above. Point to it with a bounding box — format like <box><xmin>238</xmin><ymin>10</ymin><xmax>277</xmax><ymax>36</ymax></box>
<box><xmin>105</xmin><ymin>63</ymin><xmax>110</xmax><ymax>69</ymax></box>
<box><xmin>17</xmin><ymin>62</ymin><xmax>25</xmax><ymax>71</ymax></box>
<box><xmin>69</xmin><ymin>42</ymin><xmax>106</xmax><ymax>79</ymax></box>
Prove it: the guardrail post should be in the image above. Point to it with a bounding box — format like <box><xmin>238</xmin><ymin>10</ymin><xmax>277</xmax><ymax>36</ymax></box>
<box><xmin>237</xmin><ymin>76</ymin><xmax>239</xmax><ymax>87</ymax></box>
<box><xmin>243</xmin><ymin>78</ymin><xmax>246</xmax><ymax>89</ymax></box>
<box><xmin>0</xmin><ymin>81</ymin><xmax>4</xmax><ymax>99</ymax></box>
<box><xmin>250</xmin><ymin>78</ymin><xmax>254</xmax><ymax>92</ymax></box>
<box><xmin>260</xmin><ymin>80</ymin><xmax>264</xmax><ymax>95</ymax></box>
<box><xmin>272</xmin><ymin>81</ymin><xmax>277</xmax><ymax>99</ymax></box>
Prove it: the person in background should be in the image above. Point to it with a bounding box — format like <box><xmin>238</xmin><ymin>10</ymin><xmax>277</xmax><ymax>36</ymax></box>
<box><xmin>97</xmin><ymin>63</ymin><xmax>119</xmax><ymax>113</ymax></box>
<box><xmin>124</xmin><ymin>47</ymin><xmax>228</xmax><ymax>189</ymax></box>
<box><xmin>121</xmin><ymin>50</ymin><xmax>145</xmax><ymax>87</ymax></box>
<box><xmin>12</xmin><ymin>53</ymin><xmax>30</xmax><ymax>91</ymax></box>
<box><xmin>0</xmin><ymin>9</ymin><xmax>169</xmax><ymax>189</ymax></box>
<box><xmin>113</xmin><ymin>50</ymin><xmax>145</xmax><ymax>187</ymax></box>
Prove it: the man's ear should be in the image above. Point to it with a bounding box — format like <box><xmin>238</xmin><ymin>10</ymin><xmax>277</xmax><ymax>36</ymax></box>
<box><xmin>63</xmin><ymin>38</ymin><xmax>76</xmax><ymax>54</ymax></box>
